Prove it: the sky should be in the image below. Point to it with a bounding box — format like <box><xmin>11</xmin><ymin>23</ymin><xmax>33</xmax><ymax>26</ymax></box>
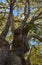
<box><xmin>0</xmin><ymin>0</ymin><xmax>6</xmax><ymax>3</ymax></box>
<box><xmin>29</xmin><ymin>38</ymin><xmax>38</xmax><ymax>46</ymax></box>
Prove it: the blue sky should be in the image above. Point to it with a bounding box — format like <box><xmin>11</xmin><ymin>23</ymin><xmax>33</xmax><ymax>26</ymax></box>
<box><xmin>0</xmin><ymin>0</ymin><xmax>6</xmax><ymax>3</ymax></box>
<box><xmin>30</xmin><ymin>40</ymin><xmax>38</xmax><ymax>46</ymax></box>
<box><xmin>13</xmin><ymin>9</ymin><xmax>20</xmax><ymax>16</ymax></box>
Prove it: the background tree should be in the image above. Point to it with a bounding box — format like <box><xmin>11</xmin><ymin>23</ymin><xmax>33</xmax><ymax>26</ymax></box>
<box><xmin>0</xmin><ymin>0</ymin><xmax>42</xmax><ymax>65</ymax></box>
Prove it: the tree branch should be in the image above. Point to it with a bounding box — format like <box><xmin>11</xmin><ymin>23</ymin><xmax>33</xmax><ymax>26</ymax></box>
<box><xmin>0</xmin><ymin>13</ymin><xmax>12</xmax><ymax>38</ymax></box>
<box><xmin>21</xmin><ymin>0</ymin><xmax>30</xmax><ymax>27</ymax></box>
<box><xmin>0</xmin><ymin>0</ymin><xmax>15</xmax><ymax>38</ymax></box>
<box><xmin>0</xmin><ymin>6</ymin><xmax>10</xmax><ymax>9</ymax></box>
<box><xmin>37</xmin><ymin>16</ymin><xmax>42</xmax><ymax>19</ymax></box>
<box><xmin>27</xmin><ymin>34</ymin><xmax>42</xmax><ymax>42</ymax></box>
<box><xmin>21</xmin><ymin>11</ymin><xmax>42</xmax><ymax>35</ymax></box>
<box><xmin>29</xmin><ymin>11</ymin><xmax>42</xmax><ymax>24</ymax></box>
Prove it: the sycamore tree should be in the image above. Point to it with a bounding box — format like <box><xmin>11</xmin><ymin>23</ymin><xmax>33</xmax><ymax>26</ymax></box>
<box><xmin>0</xmin><ymin>0</ymin><xmax>42</xmax><ymax>65</ymax></box>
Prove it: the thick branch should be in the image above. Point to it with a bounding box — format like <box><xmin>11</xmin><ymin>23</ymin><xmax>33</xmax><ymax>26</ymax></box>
<box><xmin>14</xmin><ymin>23</ymin><xmax>42</xmax><ymax>36</ymax></box>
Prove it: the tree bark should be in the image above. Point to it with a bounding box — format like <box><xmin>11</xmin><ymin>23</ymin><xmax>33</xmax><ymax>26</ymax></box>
<box><xmin>12</xmin><ymin>26</ymin><xmax>31</xmax><ymax>65</ymax></box>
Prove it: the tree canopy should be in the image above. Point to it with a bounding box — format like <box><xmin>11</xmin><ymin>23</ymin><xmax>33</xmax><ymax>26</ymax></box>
<box><xmin>0</xmin><ymin>0</ymin><xmax>42</xmax><ymax>65</ymax></box>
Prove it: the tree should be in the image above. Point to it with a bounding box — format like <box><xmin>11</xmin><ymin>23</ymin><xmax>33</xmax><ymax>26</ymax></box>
<box><xmin>0</xmin><ymin>37</ymin><xmax>9</xmax><ymax>65</ymax></box>
<box><xmin>0</xmin><ymin>0</ymin><xmax>42</xmax><ymax>65</ymax></box>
